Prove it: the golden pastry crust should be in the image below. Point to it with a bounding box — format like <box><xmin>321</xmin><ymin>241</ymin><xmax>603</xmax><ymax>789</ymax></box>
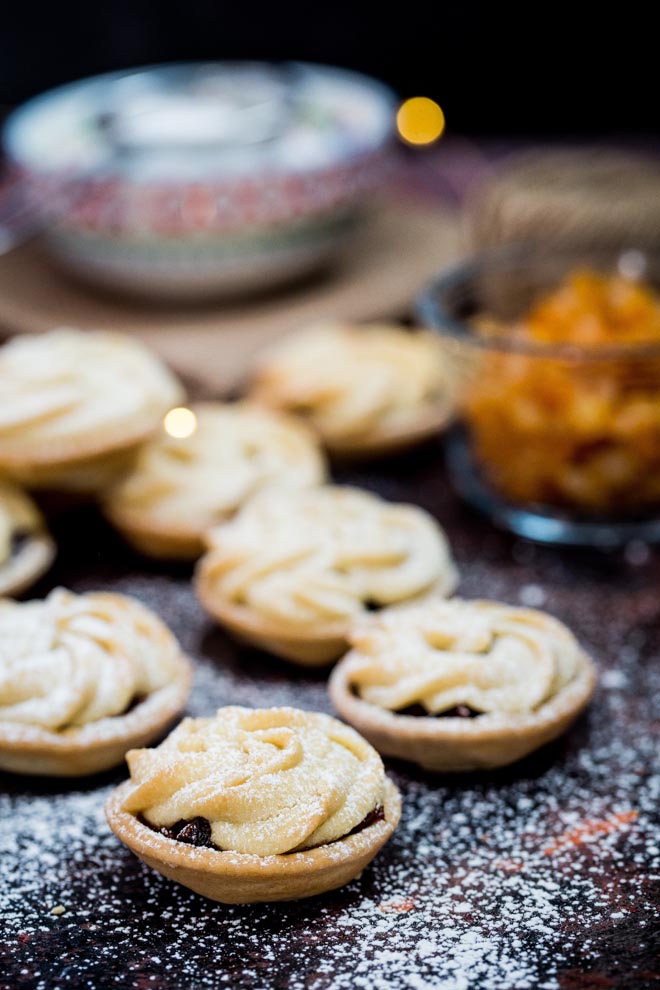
<box><xmin>106</xmin><ymin>706</ymin><xmax>401</xmax><ymax>903</ymax></box>
<box><xmin>329</xmin><ymin>599</ymin><xmax>597</xmax><ymax>771</ymax></box>
<box><xmin>250</xmin><ymin>322</ymin><xmax>454</xmax><ymax>455</ymax></box>
<box><xmin>0</xmin><ymin>328</ymin><xmax>184</xmax><ymax>491</ymax></box>
<box><xmin>0</xmin><ymin>482</ymin><xmax>55</xmax><ymax>597</ymax></box>
<box><xmin>195</xmin><ymin>486</ymin><xmax>459</xmax><ymax>665</ymax></box>
<box><xmin>104</xmin><ymin>402</ymin><xmax>327</xmax><ymax>559</ymax></box>
<box><xmin>0</xmin><ymin>589</ymin><xmax>192</xmax><ymax>776</ymax></box>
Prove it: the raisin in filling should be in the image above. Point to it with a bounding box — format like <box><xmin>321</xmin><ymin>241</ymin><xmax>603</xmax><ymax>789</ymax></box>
<box><xmin>122</xmin><ymin>693</ymin><xmax>147</xmax><ymax>716</ymax></box>
<box><xmin>346</xmin><ymin>804</ymin><xmax>385</xmax><ymax>836</ymax></box>
<box><xmin>9</xmin><ymin>530</ymin><xmax>31</xmax><ymax>559</ymax></box>
<box><xmin>140</xmin><ymin>815</ymin><xmax>217</xmax><ymax>849</ymax></box>
<box><xmin>395</xmin><ymin>703</ymin><xmax>481</xmax><ymax>718</ymax></box>
<box><xmin>140</xmin><ymin>804</ymin><xmax>386</xmax><ymax>853</ymax></box>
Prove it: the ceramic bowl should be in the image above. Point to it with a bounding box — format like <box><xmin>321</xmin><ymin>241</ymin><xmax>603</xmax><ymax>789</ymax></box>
<box><xmin>3</xmin><ymin>62</ymin><xmax>395</xmax><ymax>300</ymax></box>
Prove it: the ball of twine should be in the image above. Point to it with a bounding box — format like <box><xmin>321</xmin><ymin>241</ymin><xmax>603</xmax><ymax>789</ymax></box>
<box><xmin>468</xmin><ymin>147</ymin><xmax>660</xmax><ymax>252</ymax></box>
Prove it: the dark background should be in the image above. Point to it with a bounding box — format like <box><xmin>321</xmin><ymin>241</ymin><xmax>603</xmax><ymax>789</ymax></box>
<box><xmin>1</xmin><ymin>1</ymin><xmax>657</xmax><ymax>136</ymax></box>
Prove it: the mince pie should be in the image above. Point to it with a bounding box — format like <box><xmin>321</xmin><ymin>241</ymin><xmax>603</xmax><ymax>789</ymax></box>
<box><xmin>0</xmin><ymin>588</ymin><xmax>192</xmax><ymax>775</ymax></box>
<box><xmin>329</xmin><ymin>598</ymin><xmax>597</xmax><ymax>771</ymax></box>
<box><xmin>195</xmin><ymin>485</ymin><xmax>458</xmax><ymax>665</ymax></box>
<box><xmin>106</xmin><ymin>706</ymin><xmax>401</xmax><ymax>903</ymax></box>
<box><xmin>0</xmin><ymin>328</ymin><xmax>183</xmax><ymax>492</ymax></box>
<box><xmin>104</xmin><ymin>401</ymin><xmax>326</xmax><ymax>559</ymax></box>
<box><xmin>249</xmin><ymin>322</ymin><xmax>454</xmax><ymax>456</ymax></box>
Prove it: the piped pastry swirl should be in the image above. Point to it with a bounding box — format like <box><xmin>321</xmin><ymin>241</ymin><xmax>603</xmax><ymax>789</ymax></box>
<box><xmin>0</xmin><ymin>328</ymin><xmax>183</xmax><ymax>489</ymax></box>
<box><xmin>250</xmin><ymin>322</ymin><xmax>454</xmax><ymax>454</ymax></box>
<box><xmin>330</xmin><ymin>599</ymin><xmax>597</xmax><ymax>771</ymax></box>
<box><xmin>0</xmin><ymin>589</ymin><xmax>184</xmax><ymax>730</ymax></box>
<box><xmin>195</xmin><ymin>486</ymin><xmax>458</xmax><ymax>664</ymax></box>
<box><xmin>345</xmin><ymin>599</ymin><xmax>585</xmax><ymax>716</ymax></box>
<box><xmin>104</xmin><ymin>402</ymin><xmax>326</xmax><ymax>558</ymax></box>
<box><xmin>122</xmin><ymin>707</ymin><xmax>388</xmax><ymax>856</ymax></box>
<box><xmin>0</xmin><ymin>588</ymin><xmax>191</xmax><ymax>775</ymax></box>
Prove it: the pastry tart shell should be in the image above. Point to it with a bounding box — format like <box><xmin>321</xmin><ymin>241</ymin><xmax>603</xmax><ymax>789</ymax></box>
<box><xmin>3</xmin><ymin>442</ymin><xmax>146</xmax><ymax>494</ymax></box>
<box><xmin>194</xmin><ymin>579</ymin><xmax>349</xmax><ymax>665</ymax></box>
<box><xmin>0</xmin><ymin>406</ymin><xmax>173</xmax><ymax>471</ymax></box>
<box><xmin>105</xmin><ymin>776</ymin><xmax>401</xmax><ymax>903</ymax></box>
<box><xmin>0</xmin><ymin>658</ymin><xmax>193</xmax><ymax>777</ymax></box>
<box><xmin>195</xmin><ymin>575</ymin><xmax>452</xmax><ymax>667</ymax></box>
<box><xmin>321</xmin><ymin>403</ymin><xmax>453</xmax><ymax>459</ymax></box>
<box><xmin>104</xmin><ymin>504</ymin><xmax>204</xmax><ymax>560</ymax></box>
<box><xmin>0</xmin><ymin>531</ymin><xmax>55</xmax><ymax>597</ymax></box>
<box><xmin>329</xmin><ymin>651</ymin><xmax>597</xmax><ymax>772</ymax></box>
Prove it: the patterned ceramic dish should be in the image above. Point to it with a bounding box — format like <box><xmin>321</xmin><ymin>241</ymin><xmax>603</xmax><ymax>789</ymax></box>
<box><xmin>3</xmin><ymin>62</ymin><xmax>395</xmax><ymax>299</ymax></box>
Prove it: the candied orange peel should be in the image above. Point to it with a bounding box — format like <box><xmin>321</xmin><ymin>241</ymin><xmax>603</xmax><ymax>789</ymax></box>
<box><xmin>522</xmin><ymin>269</ymin><xmax>660</xmax><ymax>346</ymax></box>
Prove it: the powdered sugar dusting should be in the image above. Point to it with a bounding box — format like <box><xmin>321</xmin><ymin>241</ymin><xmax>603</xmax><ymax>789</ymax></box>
<box><xmin>2</xmin><ymin>469</ymin><xmax>660</xmax><ymax>988</ymax></box>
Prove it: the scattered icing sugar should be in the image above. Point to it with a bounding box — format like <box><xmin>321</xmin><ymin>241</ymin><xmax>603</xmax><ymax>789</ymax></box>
<box><xmin>2</xmin><ymin>482</ymin><xmax>660</xmax><ymax>989</ymax></box>
<box><xmin>518</xmin><ymin>583</ymin><xmax>547</xmax><ymax>608</ymax></box>
<box><xmin>624</xmin><ymin>540</ymin><xmax>652</xmax><ymax>567</ymax></box>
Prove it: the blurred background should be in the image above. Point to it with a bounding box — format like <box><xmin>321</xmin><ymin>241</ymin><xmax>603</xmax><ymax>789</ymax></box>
<box><xmin>1</xmin><ymin>0</ymin><xmax>657</xmax><ymax>137</ymax></box>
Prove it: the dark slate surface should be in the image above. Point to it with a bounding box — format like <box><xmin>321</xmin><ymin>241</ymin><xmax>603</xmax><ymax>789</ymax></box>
<box><xmin>1</xmin><ymin>440</ymin><xmax>659</xmax><ymax>990</ymax></box>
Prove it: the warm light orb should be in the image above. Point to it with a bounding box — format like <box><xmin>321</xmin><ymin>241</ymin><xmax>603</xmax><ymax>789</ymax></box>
<box><xmin>396</xmin><ymin>97</ymin><xmax>445</xmax><ymax>146</ymax></box>
<box><xmin>163</xmin><ymin>406</ymin><xmax>197</xmax><ymax>439</ymax></box>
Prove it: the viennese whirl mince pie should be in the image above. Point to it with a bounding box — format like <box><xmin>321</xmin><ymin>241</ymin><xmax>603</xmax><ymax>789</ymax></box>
<box><xmin>0</xmin><ymin>328</ymin><xmax>183</xmax><ymax>491</ymax></box>
<box><xmin>249</xmin><ymin>322</ymin><xmax>454</xmax><ymax>455</ymax></box>
<box><xmin>104</xmin><ymin>402</ymin><xmax>326</xmax><ymax>559</ymax></box>
<box><xmin>195</xmin><ymin>485</ymin><xmax>458</xmax><ymax>665</ymax></box>
<box><xmin>106</xmin><ymin>706</ymin><xmax>401</xmax><ymax>903</ymax></box>
<box><xmin>330</xmin><ymin>599</ymin><xmax>597</xmax><ymax>771</ymax></box>
<box><xmin>0</xmin><ymin>588</ymin><xmax>192</xmax><ymax>775</ymax></box>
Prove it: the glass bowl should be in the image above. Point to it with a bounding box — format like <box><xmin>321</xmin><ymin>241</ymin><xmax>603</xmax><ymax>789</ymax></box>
<box><xmin>417</xmin><ymin>244</ymin><xmax>660</xmax><ymax>546</ymax></box>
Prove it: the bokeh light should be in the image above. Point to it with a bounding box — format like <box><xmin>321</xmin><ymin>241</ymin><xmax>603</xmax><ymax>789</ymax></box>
<box><xmin>164</xmin><ymin>406</ymin><xmax>197</xmax><ymax>438</ymax></box>
<box><xmin>397</xmin><ymin>97</ymin><xmax>445</xmax><ymax>146</ymax></box>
